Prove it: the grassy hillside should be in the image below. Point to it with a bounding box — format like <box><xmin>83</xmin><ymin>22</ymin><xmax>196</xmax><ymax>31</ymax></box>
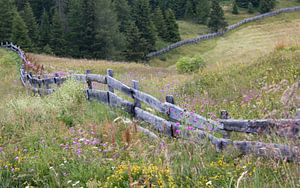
<box><xmin>151</xmin><ymin>11</ymin><xmax>300</xmax><ymax>68</ymax></box>
<box><xmin>0</xmin><ymin>46</ymin><xmax>300</xmax><ymax>187</ymax></box>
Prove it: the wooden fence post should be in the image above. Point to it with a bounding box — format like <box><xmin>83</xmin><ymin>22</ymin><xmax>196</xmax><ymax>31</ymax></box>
<box><xmin>166</xmin><ymin>95</ymin><xmax>177</xmax><ymax>137</ymax></box>
<box><xmin>107</xmin><ymin>69</ymin><xmax>114</xmax><ymax>93</ymax></box>
<box><xmin>37</xmin><ymin>76</ymin><xmax>42</xmax><ymax>96</ymax></box>
<box><xmin>86</xmin><ymin>70</ymin><xmax>92</xmax><ymax>89</ymax></box>
<box><xmin>166</xmin><ymin>95</ymin><xmax>175</xmax><ymax>105</ymax></box>
<box><xmin>296</xmin><ymin>109</ymin><xmax>300</xmax><ymax>119</ymax></box>
<box><xmin>220</xmin><ymin>110</ymin><xmax>230</xmax><ymax>139</ymax></box>
<box><xmin>54</xmin><ymin>73</ymin><xmax>61</xmax><ymax>87</ymax></box>
<box><xmin>132</xmin><ymin>80</ymin><xmax>141</xmax><ymax>109</ymax></box>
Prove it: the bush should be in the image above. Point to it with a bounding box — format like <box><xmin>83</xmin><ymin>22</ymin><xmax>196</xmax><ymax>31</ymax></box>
<box><xmin>176</xmin><ymin>56</ymin><xmax>206</xmax><ymax>74</ymax></box>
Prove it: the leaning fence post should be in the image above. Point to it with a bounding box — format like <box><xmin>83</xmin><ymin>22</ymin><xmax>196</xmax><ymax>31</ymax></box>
<box><xmin>86</xmin><ymin>70</ymin><xmax>92</xmax><ymax>89</ymax></box>
<box><xmin>132</xmin><ymin>80</ymin><xmax>141</xmax><ymax>109</ymax></box>
<box><xmin>107</xmin><ymin>69</ymin><xmax>114</xmax><ymax>93</ymax></box>
<box><xmin>220</xmin><ymin>110</ymin><xmax>230</xmax><ymax>139</ymax></box>
<box><xmin>37</xmin><ymin>76</ymin><xmax>42</xmax><ymax>96</ymax></box>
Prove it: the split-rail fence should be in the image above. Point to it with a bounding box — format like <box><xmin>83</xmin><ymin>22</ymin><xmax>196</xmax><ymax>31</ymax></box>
<box><xmin>1</xmin><ymin>42</ymin><xmax>300</xmax><ymax>163</ymax></box>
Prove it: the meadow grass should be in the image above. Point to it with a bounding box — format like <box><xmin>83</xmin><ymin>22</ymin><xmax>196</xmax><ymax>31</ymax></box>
<box><xmin>150</xmin><ymin>11</ymin><xmax>300</xmax><ymax>68</ymax></box>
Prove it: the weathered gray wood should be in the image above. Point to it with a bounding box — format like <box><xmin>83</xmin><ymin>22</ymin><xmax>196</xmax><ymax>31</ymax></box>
<box><xmin>43</xmin><ymin>77</ymin><xmax>55</xmax><ymax>85</ymax></box>
<box><xmin>108</xmin><ymin>92</ymin><xmax>134</xmax><ymax>113</ymax></box>
<box><xmin>132</xmin><ymin>80</ymin><xmax>141</xmax><ymax>108</ymax></box>
<box><xmin>86</xmin><ymin>89</ymin><xmax>109</xmax><ymax>103</ymax></box>
<box><xmin>86</xmin><ymin>70</ymin><xmax>92</xmax><ymax>89</ymax></box>
<box><xmin>86</xmin><ymin>74</ymin><xmax>107</xmax><ymax>84</ymax></box>
<box><xmin>296</xmin><ymin>109</ymin><xmax>300</xmax><ymax>119</ymax></box>
<box><xmin>132</xmin><ymin>89</ymin><xmax>166</xmax><ymax>113</ymax></box>
<box><xmin>106</xmin><ymin>76</ymin><xmax>132</xmax><ymax>97</ymax></box>
<box><xmin>220</xmin><ymin>119</ymin><xmax>300</xmax><ymax>138</ymax></box>
<box><xmin>54</xmin><ymin>73</ymin><xmax>61</xmax><ymax>87</ymax></box>
<box><xmin>136</xmin><ymin>126</ymin><xmax>159</xmax><ymax>139</ymax></box>
<box><xmin>107</xmin><ymin>69</ymin><xmax>114</xmax><ymax>93</ymax></box>
<box><xmin>72</xmin><ymin>74</ymin><xmax>87</xmax><ymax>82</ymax></box>
<box><xmin>220</xmin><ymin>110</ymin><xmax>231</xmax><ymax>139</ymax></box>
<box><xmin>164</xmin><ymin>102</ymin><xmax>222</xmax><ymax>131</ymax></box>
<box><xmin>134</xmin><ymin>107</ymin><xmax>174</xmax><ymax>136</ymax></box>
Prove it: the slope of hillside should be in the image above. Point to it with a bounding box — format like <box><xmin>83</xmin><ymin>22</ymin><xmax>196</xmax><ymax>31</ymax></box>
<box><xmin>151</xmin><ymin>11</ymin><xmax>300</xmax><ymax>68</ymax></box>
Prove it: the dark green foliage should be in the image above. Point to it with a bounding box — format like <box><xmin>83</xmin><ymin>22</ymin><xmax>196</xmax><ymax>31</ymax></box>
<box><xmin>66</xmin><ymin>0</ymin><xmax>83</xmax><ymax>57</ymax></box>
<box><xmin>0</xmin><ymin>0</ymin><xmax>14</xmax><ymax>42</ymax></box>
<box><xmin>11</xmin><ymin>11</ymin><xmax>31</xmax><ymax>50</ymax></box>
<box><xmin>195</xmin><ymin>0</ymin><xmax>210</xmax><ymax>24</ymax></box>
<box><xmin>114</xmin><ymin>0</ymin><xmax>132</xmax><ymax>33</ymax></box>
<box><xmin>248</xmin><ymin>2</ymin><xmax>255</xmax><ymax>13</ymax></box>
<box><xmin>39</xmin><ymin>10</ymin><xmax>51</xmax><ymax>47</ymax></box>
<box><xmin>124</xmin><ymin>22</ymin><xmax>148</xmax><ymax>61</ymax></box>
<box><xmin>21</xmin><ymin>2</ymin><xmax>39</xmax><ymax>50</ymax></box>
<box><xmin>93</xmin><ymin>0</ymin><xmax>125</xmax><ymax>60</ymax></box>
<box><xmin>236</xmin><ymin>0</ymin><xmax>260</xmax><ymax>8</ymax></box>
<box><xmin>208</xmin><ymin>0</ymin><xmax>228</xmax><ymax>32</ymax></box>
<box><xmin>164</xmin><ymin>9</ymin><xmax>181</xmax><ymax>43</ymax></box>
<box><xmin>152</xmin><ymin>7</ymin><xmax>168</xmax><ymax>39</ymax></box>
<box><xmin>50</xmin><ymin>10</ymin><xmax>66</xmax><ymax>56</ymax></box>
<box><xmin>132</xmin><ymin>0</ymin><xmax>157</xmax><ymax>53</ymax></box>
<box><xmin>232</xmin><ymin>1</ymin><xmax>239</xmax><ymax>14</ymax></box>
<box><xmin>259</xmin><ymin>0</ymin><xmax>275</xmax><ymax>13</ymax></box>
<box><xmin>184</xmin><ymin>0</ymin><xmax>195</xmax><ymax>19</ymax></box>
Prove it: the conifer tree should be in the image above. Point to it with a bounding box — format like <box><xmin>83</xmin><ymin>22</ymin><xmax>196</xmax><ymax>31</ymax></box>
<box><xmin>232</xmin><ymin>1</ymin><xmax>239</xmax><ymax>14</ymax></box>
<box><xmin>67</xmin><ymin>0</ymin><xmax>84</xmax><ymax>57</ymax></box>
<box><xmin>50</xmin><ymin>9</ymin><xmax>66</xmax><ymax>56</ymax></box>
<box><xmin>124</xmin><ymin>21</ymin><xmax>148</xmax><ymax>61</ymax></box>
<box><xmin>132</xmin><ymin>0</ymin><xmax>157</xmax><ymax>53</ymax></box>
<box><xmin>39</xmin><ymin>10</ymin><xmax>51</xmax><ymax>47</ymax></box>
<box><xmin>164</xmin><ymin>9</ymin><xmax>181</xmax><ymax>42</ymax></box>
<box><xmin>81</xmin><ymin>0</ymin><xmax>97</xmax><ymax>58</ymax></box>
<box><xmin>0</xmin><ymin>0</ymin><xmax>14</xmax><ymax>42</ymax></box>
<box><xmin>93</xmin><ymin>0</ymin><xmax>125</xmax><ymax>59</ymax></box>
<box><xmin>184</xmin><ymin>0</ymin><xmax>194</xmax><ymax>19</ymax></box>
<box><xmin>259</xmin><ymin>0</ymin><xmax>275</xmax><ymax>13</ymax></box>
<box><xmin>22</xmin><ymin>2</ymin><xmax>39</xmax><ymax>50</ymax></box>
<box><xmin>11</xmin><ymin>11</ymin><xmax>31</xmax><ymax>49</ymax></box>
<box><xmin>114</xmin><ymin>0</ymin><xmax>132</xmax><ymax>33</ymax></box>
<box><xmin>195</xmin><ymin>0</ymin><xmax>210</xmax><ymax>24</ymax></box>
<box><xmin>248</xmin><ymin>2</ymin><xmax>255</xmax><ymax>13</ymax></box>
<box><xmin>152</xmin><ymin>7</ymin><xmax>168</xmax><ymax>39</ymax></box>
<box><xmin>208</xmin><ymin>0</ymin><xmax>228</xmax><ymax>32</ymax></box>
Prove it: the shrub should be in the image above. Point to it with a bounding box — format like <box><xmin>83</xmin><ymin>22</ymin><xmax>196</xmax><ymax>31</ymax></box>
<box><xmin>176</xmin><ymin>56</ymin><xmax>206</xmax><ymax>74</ymax></box>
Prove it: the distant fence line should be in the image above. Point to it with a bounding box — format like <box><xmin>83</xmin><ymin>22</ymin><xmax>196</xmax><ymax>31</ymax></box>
<box><xmin>146</xmin><ymin>6</ymin><xmax>300</xmax><ymax>58</ymax></box>
<box><xmin>1</xmin><ymin>42</ymin><xmax>300</xmax><ymax>163</ymax></box>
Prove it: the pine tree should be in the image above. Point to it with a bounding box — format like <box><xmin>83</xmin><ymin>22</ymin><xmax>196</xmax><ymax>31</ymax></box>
<box><xmin>195</xmin><ymin>0</ymin><xmax>210</xmax><ymax>24</ymax></box>
<box><xmin>66</xmin><ymin>0</ymin><xmax>84</xmax><ymax>57</ymax></box>
<box><xmin>93</xmin><ymin>0</ymin><xmax>125</xmax><ymax>59</ymax></box>
<box><xmin>39</xmin><ymin>10</ymin><xmax>51</xmax><ymax>48</ymax></box>
<box><xmin>184</xmin><ymin>0</ymin><xmax>195</xmax><ymax>19</ymax></box>
<box><xmin>124</xmin><ymin>21</ymin><xmax>148</xmax><ymax>61</ymax></box>
<box><xmin>164</xmin><ymin>9</ymin><xmax>181</xmax><ymax>42</ymax></box>
<box><xmin>132</xmin><ymin>0</ymin><xmax>157</xmax><ymax>53</ymax></box>
<box><xmin>11</xmin><ymin>11</ymin><xmax>31</xmax><ymax>49</ymax></box>
<box><xmin>114</xmin><ymin>0</ymin><xmax>132</xmax><ymax>33</ymax></box>
<box><xmin>81</xmin><ymin>0</ymin><xmax>97</xmax><ymax>58</ymax></box>
<box><xmin>50</xmin><ymin>9</ymin><xmax>66</xmax><ymax>56</ymax></box>
<box><xmin>152</xmin><ymin>7</ymin><xmax>167</xmax><ymax>39</ymax></box>
<box><xmin>208</xmin><ymin>0</ymin><xmax>228</xmax><ymax>32</ymax></box>
<box><xmin>21</xmin><ymin>2</ymin><xmax>39</xmax><ymax>50</ymax></box>
<box><xmin>232</xmin><ymin>1</ymin><xmax>239</xmax><ymax>14</ymax></box>
<box><xmin>259</xmin><ymin>0</ymin><xmax>275</xmax><ymax>13</ymax></box>
<box><xmin>0</xmin><ymin>0</ymin><xmax>14</xmax><ymax>42</ymax></box>
<box><xmin>248</xmin><ymin>2</ymin><xmax>255</xmax><ymax>13</ymax></box>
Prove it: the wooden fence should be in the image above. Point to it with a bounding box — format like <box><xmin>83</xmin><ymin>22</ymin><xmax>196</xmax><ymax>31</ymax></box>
<box><xmin>146</xmin><ymin>6</ymin><xmax>300</xmax><ymax>58</ymax></box>
<box><xmin>1</xmin><ymin>42</ymin><xmax>300</xmax><ymax>163</ymax></box>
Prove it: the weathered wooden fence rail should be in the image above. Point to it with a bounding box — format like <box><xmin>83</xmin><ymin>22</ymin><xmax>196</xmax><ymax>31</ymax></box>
<box><xmin>146</xmin><ymin>6</ymin><xmax>300</xmax><ymax>58</ymax></box>
<box><xmin>1</xmin><ymin>42</ymin><xmax>300</xmax><ymax>163</ymax></box>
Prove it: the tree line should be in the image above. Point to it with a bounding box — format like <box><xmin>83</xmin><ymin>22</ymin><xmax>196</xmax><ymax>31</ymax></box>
<box><xmin>0</xmin><ymin>0</ymin><xmax>277</xmax><ymax>61</ymax></box>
